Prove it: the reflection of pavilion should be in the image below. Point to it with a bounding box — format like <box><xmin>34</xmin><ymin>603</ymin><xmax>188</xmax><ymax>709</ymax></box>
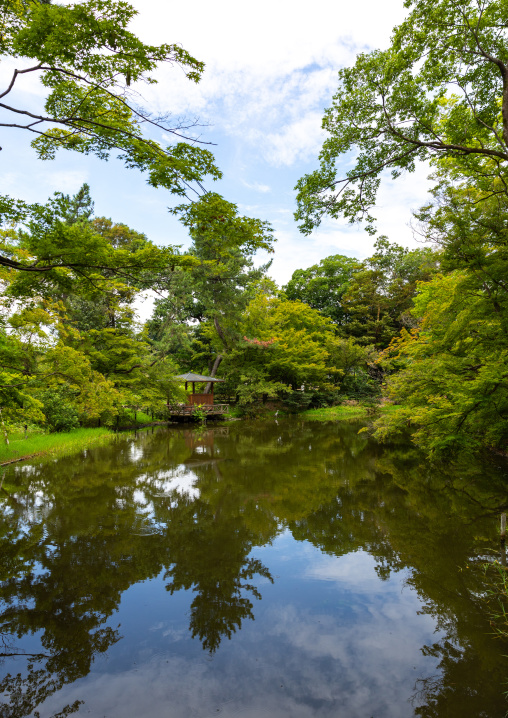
<box><xmin>184</xmin><ymin>428</ymin><xmax>216</xmax><ymax>452</ymax></box>
<box><xmin>168</xmin><ymin>372</ymin><xmax>229</xmax><ymax>420</ymax></box>
<box><xmin>182</xmin><ymin>427</ymin><xmax>229</xmax><ymax>468</ymax></box>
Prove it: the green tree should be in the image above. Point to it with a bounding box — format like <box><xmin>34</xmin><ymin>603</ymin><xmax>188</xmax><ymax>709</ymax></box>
<box><xmin>0</xmin><ymin>190</ymin><xmax>196</xmax><ymax>296</ymax></box>
<box><xmin>0</xmin><ymin>187</ymin><xmax>186</xmax><ymax>432</ymax></box>
<box><xmin>295</xmin><ymin>0</ymin><xmax>508</xmax><ymax>233</ymax></box>
<box><xmin>0</xmin><ymin>0</ymin><xmax>220</xmax><ymax>201</ymax></box>
<box><xmin>374</xmin><ymin>269</ymin><xmax>508</xmax><ymax>455</ymax></box>
<box><xmin>150</xmin><ymin>193</ymin><xmax>275</xmax><ymax>383</ymax></box>
<box><xmin>282</xmin><ymin>254</ymin><xmax>361</xmax><ymax>326</ymax></box>
<box><xmin>223</xmin><ymin>290</ymin><xmax>338</xmax><ymax>404</ymax></box>
<box><xmin>341</xmin><ymin>238</ymin><xmax>439</xmax><ymax>349</ymax></box>
<box><xmin>374</xmin><ymin>178</ymin><xmax>508</xmax><ymax>456</ymax></box>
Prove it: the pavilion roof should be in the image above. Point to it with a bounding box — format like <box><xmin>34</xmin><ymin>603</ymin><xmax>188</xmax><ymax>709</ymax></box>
<box><xmin>174</xmin><ymin>372</ymin><xmax>224</xmax><ymax>383</ymax></box>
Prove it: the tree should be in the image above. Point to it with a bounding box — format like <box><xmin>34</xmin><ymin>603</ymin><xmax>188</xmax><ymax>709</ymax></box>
<box><xmin>373</xmin><ymin>179</ymin><xmax>508</xmax><ymax>456</ymax></box>
<box><xmin>374</xmin><ymin>268</ymin><xmax>508</xmax><ymax>456</ymax></box>
<box><xmin>0</xmin><ymin>0</ymin><xmax>220</xmax><ymax>198</ymax></box>
<box><xmin>282</xmin><ymin>254</ymin><xmax>361</xmax><ymax>326</ymax></box>
<box><xmin>223</xmin><ymin>290</ymin><xmax>339</xmax><ymax>404</ymax></box>
<box><xmin>150</xmin><ymin>193</ymin><xmax>275</xmax><ymax>384</ymax></box>
<box><xmin>340</xmin><ymin>239</ymin><xmax>439</xmax><ymax>349</ymax></box>
<box><xmin>0</xmin><ymin>186</ymin><xmax>188</xmax><ymax>432</ymax></box>
<box><xmin>295</xmin><ymin>0</ymin><xmax>508</xmax><ymax>234</ymax></box>
<box><xmin>0</xmin><ymin>189</ymin><xmax>196</xmax><ymax>293</ymax></box>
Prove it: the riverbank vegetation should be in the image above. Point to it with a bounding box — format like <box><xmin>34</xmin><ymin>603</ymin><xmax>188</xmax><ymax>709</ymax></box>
<box><xmin>301</xmin><ymin>404</ymin><xmax>402</xmax><ymax>422</ymax></box>
<box><xmin>0</xmin><ymin>0</ymin><xmax>506</xmax><ymax>459</ymax></box>
<box><xmin>294</xmin><ymin>0</ymin><xmax>508</xmax><ymax>458</ymax></box>
<box><xmin>0</xmin><ymin>426</ymin><xmax>114</xmax><ymax>466</ymax></box>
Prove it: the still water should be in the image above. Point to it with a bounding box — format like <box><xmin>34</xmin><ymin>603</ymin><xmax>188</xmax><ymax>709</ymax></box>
<box><xmin>1</xmin><ymin>418</ymin><xmax>508</xmax><ymax>718</ymax></box>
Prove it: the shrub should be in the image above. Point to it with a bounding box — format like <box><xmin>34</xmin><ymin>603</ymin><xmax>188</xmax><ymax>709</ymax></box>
<box><xmin>40</xmin><ymin>387</ymin><xmax>80</xmax><ymax>433</ymax></box>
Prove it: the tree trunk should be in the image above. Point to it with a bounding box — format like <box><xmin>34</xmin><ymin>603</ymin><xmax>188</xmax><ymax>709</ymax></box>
<box><xmin>214</xmin><ymin>317</ymin><xmax>229</xmax><ymax>350</ymax></box>
<box><xmin>204</xmin><ymin>354</ymin><xmax>223</xmax><ymax>394</ymax></box>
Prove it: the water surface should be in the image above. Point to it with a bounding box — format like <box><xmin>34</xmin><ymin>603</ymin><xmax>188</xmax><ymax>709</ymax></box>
<box><xmin>1</xmin><ymin>419</ymin><xmax>508</xmax><ymax>717</ymax></box>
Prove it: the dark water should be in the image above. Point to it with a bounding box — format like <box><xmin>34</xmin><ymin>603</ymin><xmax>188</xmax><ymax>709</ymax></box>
<box><xmin>1</xmin><ymin>419</ymin><xmax>508</xmax><ymax>718</ymax></box>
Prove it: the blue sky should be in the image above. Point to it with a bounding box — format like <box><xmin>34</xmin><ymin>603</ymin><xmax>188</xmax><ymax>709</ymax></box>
<box><xmin>1</xmin><ymin>0</ymin><xmax>433</xmax><ymax>318</ymax></box>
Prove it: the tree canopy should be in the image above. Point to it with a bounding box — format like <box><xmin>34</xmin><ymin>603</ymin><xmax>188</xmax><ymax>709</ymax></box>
<box><xmin>295</xmin><ymin>0</ymin><xmax>508</xmax><ymax>233</ymax></box>
<box><xmin>0</xmin><ymin>0</ymin><xmax>220</xmax><ymax>196</ymax></box>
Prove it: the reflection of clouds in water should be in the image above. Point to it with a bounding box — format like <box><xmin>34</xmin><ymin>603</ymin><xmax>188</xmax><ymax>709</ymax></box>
<box><xmin>163</xmin><ymin>468</ymin><xmax>200</xmax><ymax>500</ymax></box>
<box><xmin>129</xmin><ymin>445</ymin><xmax>144</xmax><ymax>462</ymax></box>
<box><xmin>161</xmin><ymin>626</ymin><xmax>188</xmax><ymax>643</ymax></box>
<box><xmin>39</xmin><ymin>577</ymin><xmax>438</xmax><ymax>718</ymax></box>
<box><xmin>305</xmin><ymin>550</ymin><xmax>398</xmax><ymax>591</ymax></box>
<box><xmin>135</xmin><ymin>467</ymin><xmax>201</xmax><ymax>501</ymax></box>
<box><xmin>18</xmin><ymin>464</ymin><xmax>38</xmax><ymax>476</ymax></box>
<box><xmin>38</xmin><ymin>656</ymin><xmax>328</xmax><ymax>718</ymax></box>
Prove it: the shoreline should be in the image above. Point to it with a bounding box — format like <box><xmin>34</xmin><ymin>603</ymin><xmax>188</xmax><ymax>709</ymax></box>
<box><xmin>298</xmin><ymin>403</ymin><xmax>401</xmax><ymax>422</ymax></box>
<box><xmin>0</xmin><ymin>407</ymin><xmax>397</xmax><ymax>467</ymax></box>
<box><xmin>0</xmin><ymin>424</ymin><xmax>159</xmax><ymax>468</ymax></box>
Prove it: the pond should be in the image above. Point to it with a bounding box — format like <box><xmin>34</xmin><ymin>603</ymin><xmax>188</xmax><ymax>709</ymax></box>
<box><xmin>1</xmin><ymin>418</ymin><xmax>508</xmax><ymax>718</ymax></box>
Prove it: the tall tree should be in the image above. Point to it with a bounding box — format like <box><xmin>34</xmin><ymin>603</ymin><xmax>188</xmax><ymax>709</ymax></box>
<box><xmin>295</xmin><ymin>0</ymin><xmax>508</xmax><ymax>234</ymax></box>
<box><xmin>374</xmin><ymin>186</ymin><xmax>508</xmax><ymax>456</ymax></box>
<box><xmin>341</xmin><ymin>238</ymin><xmax>439</xmax><ymax>348</ymax></box>
<box><xmin>282</xmin><ymin>254</ymin><xmax>361</xmax><ymax>326</ymax></box>
<box><xmin>150</xmin><ymin>193</ymin><xmax>275</xmax><ymax>383</ymax></box>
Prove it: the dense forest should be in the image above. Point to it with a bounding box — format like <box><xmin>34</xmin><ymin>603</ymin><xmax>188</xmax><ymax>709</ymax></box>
<box><xmin>0</xmin><ymin>0</ymin><xmax>507</xmax><ymax>459</ymax></box>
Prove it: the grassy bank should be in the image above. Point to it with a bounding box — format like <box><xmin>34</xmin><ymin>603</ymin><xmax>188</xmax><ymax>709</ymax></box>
<box><xmin>121</xmin><ymin>409</ymin><xmax>153</xmax><ymax>425</ymax></box>
<box><xmin>300</xmin><ymin>404</ymin><xmax>402</xmax><ymax>421</ymax></box>
<box><xmin>0</xmin><ymin>427</ymin><xmax>115</xmax><ymax>465</ymax></box>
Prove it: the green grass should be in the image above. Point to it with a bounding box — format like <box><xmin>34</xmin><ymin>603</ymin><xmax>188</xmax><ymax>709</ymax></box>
<box><xmin>300</xmin><ymin>403</ymin><xmax>402</xmax><ymax>421</ymax></box>
<box><xmin>121</xmin><ymin>410</ymin><xmax>153</xmax><ymax>425</ymax></box>
<box><xmin>0</xmin><ymin>427</ymin><xmax>115</xmax><ymax>465</ymax></box>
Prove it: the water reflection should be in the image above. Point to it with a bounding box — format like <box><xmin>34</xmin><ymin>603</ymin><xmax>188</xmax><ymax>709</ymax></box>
<box><xmin>0</xmin><ymin>420</ymin><xmax>507</xmax><ymax>717</ymax></box>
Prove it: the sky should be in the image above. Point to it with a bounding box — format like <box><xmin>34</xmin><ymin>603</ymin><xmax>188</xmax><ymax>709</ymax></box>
<box><xmin>1</xmin><ymin>0</ymin><xmax>433</xmax><ymax>317</ymax></box>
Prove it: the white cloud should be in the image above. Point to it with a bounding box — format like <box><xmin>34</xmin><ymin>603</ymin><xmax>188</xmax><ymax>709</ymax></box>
<box><xmin>128</xmin><ymin>0</ymin><xmax>407</xmax><ymax>167</ymax></box>
<box><xmin>241</xmin><ymin>180</ymin><xmax>271</xmax><ymax>193</ymax></box>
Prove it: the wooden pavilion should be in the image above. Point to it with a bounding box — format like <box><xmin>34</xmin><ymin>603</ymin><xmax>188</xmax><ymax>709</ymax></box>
<box><xmin>167</xmin><ymin>372</ymin><xmax>229</xmax><ymax>419</ymax></box>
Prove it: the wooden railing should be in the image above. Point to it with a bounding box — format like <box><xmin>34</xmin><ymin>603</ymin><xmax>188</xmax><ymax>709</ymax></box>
<box><xmin>167</xmin><ymin>403</ymin><xmax>229</xmax><ymax>417</ymax></box>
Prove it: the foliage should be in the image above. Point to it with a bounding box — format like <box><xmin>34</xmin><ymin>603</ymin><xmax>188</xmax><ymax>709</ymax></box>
<box><xmin>0</xmin><ymin>0</ymin><xmax>220</xmax><ymax>199</ymax></box>
<box><xmin>39</xmin><ymin>386</ymin><xmax>80</xmax><ymax>433</ymax></box>
<box><xmin>340</xmin><ymin>238</ymin><xmax>439</xmax><ymax>349</ymax></box>
<box><xmin>0</xmin><ymin>187</ymin><xmax>187</xmax><ymax>435</ymax></box>
<box><xmin>295</xmin><ymin>0</ymin><xmax>508</xmax><ymax>233</ymax></box>
<box><xmin>192</xmin><ymin>405</ymin><xmax>208</xmax><ymax>424</ymax></box>
<box><xmin>374</xmin><ymin>269</ymin><xmax>508</xmax><ymax>456</ymax></box>
<box><xmin>282</xmin><ymin>254</ymin><xmax>361</xmax><ymax>325</ymax></box>
<box><xmin>240</xmin><ymin>293</ymin><xmax>336</xmax><ymax>388</ymax></box>
<box><xmin>483</xmin><ymin>561</ymin><xmax>508</xmax><ymax>642</ymax></box>
<box><xmin>150</xmin><ymin>195</ymin><xmax>275</xmax><ymax>379</ymax></box>
<box><xmin>0</xmin><ymin>189</ymin><xmax>195</xmax><ymax>294</ymax></box>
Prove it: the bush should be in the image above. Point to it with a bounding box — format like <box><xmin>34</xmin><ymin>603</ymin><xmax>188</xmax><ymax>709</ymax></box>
<box><xmin>340</xmin><ymin>369</ymin><xmax>381</xmax><ymax>398</ymax></box>
<box><xmin>40</xmin><ymin>387</ymin><xmax>80</xmax><ymax>433</ymax></box>
<box><xmin>40</xmin><ymin>387</ymin><xmax>79</xmax><ymax>433</ymax></box>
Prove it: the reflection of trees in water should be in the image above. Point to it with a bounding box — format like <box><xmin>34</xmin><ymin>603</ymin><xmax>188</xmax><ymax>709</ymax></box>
<box><xmin>288</xmin><ymin>440</ymin><xmax>508</xmax><ymax>716</ymax></box>
<box><xmin>0</xmin><ymin>422</ymin><xmax>507</xmax><ymax>715</ymax></box>
<box><xmin>0</xmin><ymin>664</ymin><xmax>83</xmax><ymax>718</ymax></box>
<box><xmin>160</xmin><ymin>492</ymin><xmax>273</xmax><ymax>653</ymax></box>
<box><xmin>0</xmin><ymin>428</ymin><xmax>275</xmax><ymax>713</ymax></box>
<box><xmin>0</xmin><ymin>503</ymin><xmax>126</xmax><ymax>717</ymax></box>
